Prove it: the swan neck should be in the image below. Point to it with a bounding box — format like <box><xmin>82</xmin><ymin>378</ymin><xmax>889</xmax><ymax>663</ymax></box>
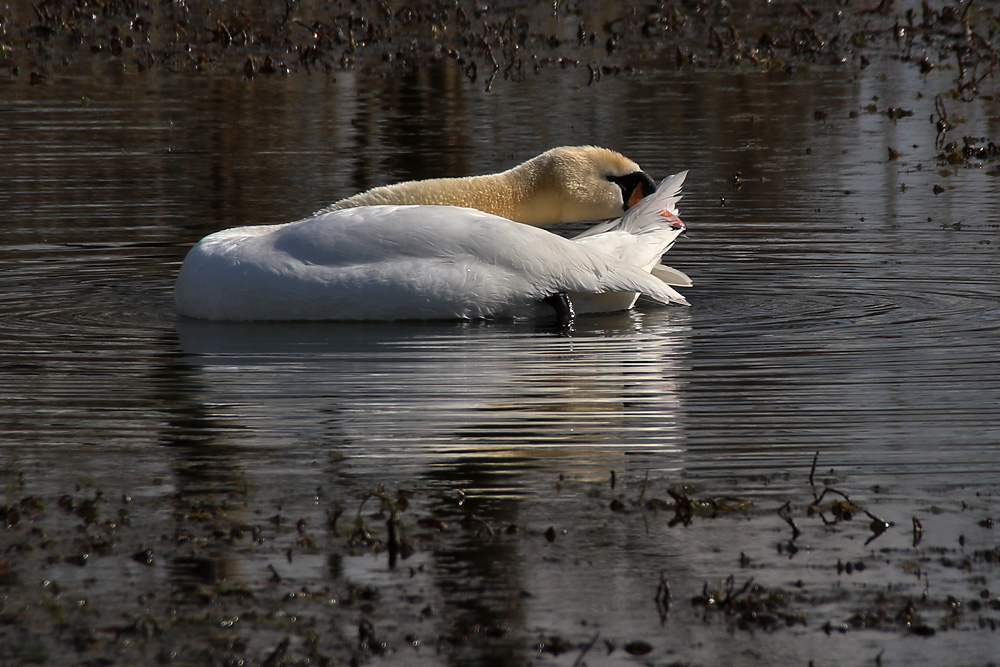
<box><xmin>325</xmin><ymin>158</ymin><xmax>564</xmax><ymax>225</ymax></box>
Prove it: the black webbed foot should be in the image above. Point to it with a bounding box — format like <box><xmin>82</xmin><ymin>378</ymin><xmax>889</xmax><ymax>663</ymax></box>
<box><xmin>543</xmin><ymin>291</ymin><xmax>576</xmax><ymax>330</ymax></box>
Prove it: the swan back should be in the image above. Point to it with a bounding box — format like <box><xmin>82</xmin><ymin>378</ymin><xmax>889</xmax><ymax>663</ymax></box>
<box><xmin>316</xmin><ymin>146</ymin><xmax>655</xmax><ymax>226</ymax></box>
<box><xmin>174</xmin><ymin>203</ymin><xmax>688</xmax><ymax>321</ymax></box>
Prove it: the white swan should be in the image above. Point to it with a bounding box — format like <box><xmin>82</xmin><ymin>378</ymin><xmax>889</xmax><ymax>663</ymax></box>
<box><xmin>174</xmin><ymin>172</ymin><xmax>691</xmax><ymax>322</ymax></box>
<box><xmin>316</xmin><ymin>146</ymin><xmax>657</xmax><ymax>225</ymax></box>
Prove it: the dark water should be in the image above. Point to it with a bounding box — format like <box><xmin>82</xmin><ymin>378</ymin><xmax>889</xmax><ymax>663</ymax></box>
<box><xmin>2</xmin><ymin>61</ymin><xmax>1000</xmax><ymax>664</ymax></box>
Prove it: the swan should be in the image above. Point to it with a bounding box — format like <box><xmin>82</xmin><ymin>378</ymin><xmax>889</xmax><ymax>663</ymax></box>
<box><xmin>316</xmin><ymin>146</ymin><xmax>657</xmax><ymax>225</ymax></box>
<box><xmin>174</xmin><ymin>171</ymin><xmax>691</xmax><ymax>322</ymax></box>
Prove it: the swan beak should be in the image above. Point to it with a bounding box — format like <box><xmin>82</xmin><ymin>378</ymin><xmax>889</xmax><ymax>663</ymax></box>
<box><xmin>627</xmin><ymin>172</ymin><xmax>657</xmax><ymax>208</ymax></box>
<box><xmin>628</xmin><ymin>182</ymin><xmax>646</xmax><ymax>208</ymax></box>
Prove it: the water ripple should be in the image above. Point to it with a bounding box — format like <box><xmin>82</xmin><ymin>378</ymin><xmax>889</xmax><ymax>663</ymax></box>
<box><xmin>2</xmin><ymin>66</ymin><xmax>999</xmax><ymax>497</ymax></box>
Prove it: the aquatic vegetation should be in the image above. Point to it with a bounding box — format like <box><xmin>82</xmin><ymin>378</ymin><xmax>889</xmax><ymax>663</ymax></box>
<box><xmin>691</xmin><ymin>576</ymin><xmax>807</xmax><ymax>631</ymax></box>
<box><xmin>2</xmin><ymin>0</ymin><xmax>996</xmax><ymax>101</ymax></box>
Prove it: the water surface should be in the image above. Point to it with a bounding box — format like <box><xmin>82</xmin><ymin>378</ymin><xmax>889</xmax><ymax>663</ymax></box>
<box><xmin>2</xmin><ymin>60</ymin><xmax>999</xmax><ymax>665</ymax></box>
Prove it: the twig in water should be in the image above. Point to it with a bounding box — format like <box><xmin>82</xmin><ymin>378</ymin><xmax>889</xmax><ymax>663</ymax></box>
<box><xmin>809</xmin><ymin>485</ymin><xmax>860</xmax><ymax>524</ymax></box>
<box><xmin>654</xmin><ymin>571</ymin><xmax>672</xmax><ymax>623</ymax></box>
<box><xmin>778</xmin><ymin>501</ymin><xmax>801</xmax><ymax>541</ymax></box>
<box><xmin>466</xmin><ymin>514</ymin><xmax>496</xmax><ymax>540</ymax></box>
<box><xmin>387</xmin><ymin>515</ymin><xmax>400</xmax><ymax>568</ymax></box>
<box><xmin>720</xmin><ymin>575</ymin><xmax>754</xmax><ymax>605</ymax></box>
<box><xmin>667</xmin><ymin>488</ymin><xmax>693</xmax><ymax>527</ymax></box>
<box><xmin>571</xmin><ymin>632</ymin><xmax>600</xmax><ymax>667</ymax></box>
<box><xmin>637</xmin><ymin>470</ymin><xmax>650</xmax><ymax>506</ymax></box>
<box><xmin>864</xmin><ymin>508</ymin><xmax>892</xmax><ymax>545</ymax></box>
<box><xmin>809</xmin><ymin>451</ymin><xmax>820</xmax><ymax>500</ymax></box>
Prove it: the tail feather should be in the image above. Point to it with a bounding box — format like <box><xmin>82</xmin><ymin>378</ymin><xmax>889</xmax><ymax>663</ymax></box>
<box><xmin>651</xmin><ymin>264</ymin><xmax>693</xmax><ymax>287</ymax></box>
<box><xmin>585</xmin><ymin>255</ymin><xmax>690</xmax><ymax>307</ymax></box>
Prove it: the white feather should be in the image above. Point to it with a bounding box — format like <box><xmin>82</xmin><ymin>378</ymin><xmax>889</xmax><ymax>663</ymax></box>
<box><xmin>174</xmin><ymin>173</ymin><xmax>692</xmax><ymax>321</ymax></box>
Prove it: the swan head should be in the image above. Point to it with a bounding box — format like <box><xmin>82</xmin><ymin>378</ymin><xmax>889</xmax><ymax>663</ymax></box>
<box><xmin>523</xmin><ymin>146</ymin><xmax>656</xmax><ymax>224</ymax></box>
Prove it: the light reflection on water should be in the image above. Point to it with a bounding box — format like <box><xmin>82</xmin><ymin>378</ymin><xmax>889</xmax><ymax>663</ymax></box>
<box><xmin>174</xmin><ymin>314</ymin><xmax>691</xmax><ymax>485</ymax></box>
<box><xmin>2</xmin><ymin>61</ymin><xmax>1000</xmax><ymax>665</ymax></box>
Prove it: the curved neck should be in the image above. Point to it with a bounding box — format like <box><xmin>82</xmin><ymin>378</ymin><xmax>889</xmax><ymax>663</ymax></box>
<box><xmin>327</xmin><ymin>160</ymin><xmax>565</xmax><ymax>226</ymax></box>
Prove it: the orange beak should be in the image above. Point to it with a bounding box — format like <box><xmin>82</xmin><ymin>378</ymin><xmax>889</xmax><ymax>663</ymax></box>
<box><xmin>628</xmin><ymin>183</ymin><xmax>646</xmax><ymax>208</ymax></box>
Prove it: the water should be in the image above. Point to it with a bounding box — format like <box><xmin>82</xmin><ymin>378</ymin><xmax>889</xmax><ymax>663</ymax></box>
<box><xmin>2</xmin><ymin>60</ymin><xmax>1000</xmax><ymax>665</ymax></box>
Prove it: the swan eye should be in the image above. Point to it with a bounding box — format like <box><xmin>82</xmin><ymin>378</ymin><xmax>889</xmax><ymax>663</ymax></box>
<box><xmin>607</xmin><ymin>171</ymin><xmax>657</xmax><ymax>210</ymax></box>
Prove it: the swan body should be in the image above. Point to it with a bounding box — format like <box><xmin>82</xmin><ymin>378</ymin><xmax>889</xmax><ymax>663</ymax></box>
<box><xmin>174</xmin><ymin>172</ymin><xmax>690</xmax><ymax>322</ymax></box>
<box><xmin>317</xmin><ymin>146</ymin><xmax>656</xmax><ymax>226</ymax></box>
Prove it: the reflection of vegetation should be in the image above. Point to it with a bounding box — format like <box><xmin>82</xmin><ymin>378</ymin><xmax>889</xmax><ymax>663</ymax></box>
<box><xmin>4</xmin><ymin>0</ymin><xmax>997</xmax><ymax>101</ymax></box>
<box><xmin>603</xmin><ymin>458</ymin><xmax>1000</xmax><ymax>641</ymax></box>
<box><xmin>2</xmin><ymin>454</ymin><xmax>998</xmax><ymax>664</ymax></box>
